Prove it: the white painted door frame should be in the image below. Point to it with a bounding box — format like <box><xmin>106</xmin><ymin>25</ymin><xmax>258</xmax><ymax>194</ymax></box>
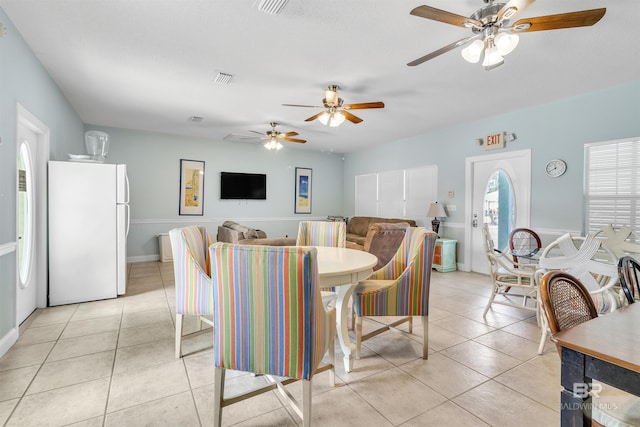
<box><xmin>463</xmin><ymin>149</ymin><xmax>532</xmax><ymax>273</ymax></box>
<box><xmin>16</xmin><ymin>103</ymin><xmax>49</xmax><ymax>325</ymax></box>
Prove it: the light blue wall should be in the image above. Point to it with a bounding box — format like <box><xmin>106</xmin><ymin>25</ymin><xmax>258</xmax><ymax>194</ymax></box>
<box><xmin>344</xmin><ymin>80</ymin><xmax>640</xmax><ymax>264</ymax></box>
<box><xmin>0</xmin><ymin>8</ymin><xmax>85</xmax><ymax>343</ymax></box>
<box><xmin>86</xmin><ymin>126</ymin><xmax>345</xmax><ymax>259</ymax></box>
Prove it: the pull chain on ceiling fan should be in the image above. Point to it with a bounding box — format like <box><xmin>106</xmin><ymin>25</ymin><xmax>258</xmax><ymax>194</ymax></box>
<box><xmin>283</xmin><ymin>85</ymin><xmax>384</xmax><ymax>127</ymax></box>
<box><xmin>407</xmin><ymin>0</ymin><xmax>606</xmax><ymax>70</ymax></box>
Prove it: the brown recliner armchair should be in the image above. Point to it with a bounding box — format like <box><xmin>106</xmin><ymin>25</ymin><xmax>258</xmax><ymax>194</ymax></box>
<box><xmin>363</xmin><ymin>223</ymin><xmax>411</xmax><ymax>271</ymax></box>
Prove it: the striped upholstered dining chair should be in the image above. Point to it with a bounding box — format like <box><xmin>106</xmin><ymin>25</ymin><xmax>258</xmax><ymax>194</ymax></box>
<box><xmin>351</xmin><ymin>227</ymin><xmax>437</xmax><ymax>360</ymax></box>
<box><xmin>296</xmin><ymin>220</ymin><xmax>346</xmax><ymax>248</ymax></box>
<box><xmin>168</xmin><ymin>225</ymin><xmax>215</xmax><ymax>358</ymax></box>
<box><xmin>209</xmin><ymin>243</ymin><xmax>336</xmax><ymax>427</ymax></box>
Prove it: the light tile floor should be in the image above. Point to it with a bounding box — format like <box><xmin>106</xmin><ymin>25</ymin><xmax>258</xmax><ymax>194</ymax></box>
<box><xmin>0</xmin><ymin>262</ymin><xmax>562</xmax><ymax>426</ymax></box>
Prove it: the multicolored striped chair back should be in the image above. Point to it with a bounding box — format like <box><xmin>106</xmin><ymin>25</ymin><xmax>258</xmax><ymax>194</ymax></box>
<box><xmin>169</xmin><ymin>225</ymin><xmax>213</xmax><ymax>316</ymax></box>
<box><xmin>209</xmin><ymin>243</ymin><xmax>335</xmax><ymax>380</ymax></box>
<box><xmin>296</xmin><ymin>221</ymin><xmax>346</xmax><ymax>248</ymax></box>
<box><xmin>354</xmin><ymin>227</ymin><xmax>436</xmax><ymax>316</ymax></box>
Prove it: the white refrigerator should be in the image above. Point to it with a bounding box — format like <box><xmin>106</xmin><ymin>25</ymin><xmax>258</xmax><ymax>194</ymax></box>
<box><xmin>48</xmin><ymin>161</ymin><xmax>129</xmax><ymax>306</ymax></box>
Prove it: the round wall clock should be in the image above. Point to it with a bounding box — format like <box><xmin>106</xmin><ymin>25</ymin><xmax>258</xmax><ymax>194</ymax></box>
<box><xmin>545</xmin><ymin>159</ymin><xmax>567</xmax><ymax>177</ymax></box>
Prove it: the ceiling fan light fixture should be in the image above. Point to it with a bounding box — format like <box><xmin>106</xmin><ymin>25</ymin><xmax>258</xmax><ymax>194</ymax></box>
<box><xmin>264</xmin><ymin>138</ymin><xmax>283</xmax><ymax>150</ymax></box>
<box><xmin>482</xmin><ymin>45</ymin><xmax>504</xmax><ymax>69</ymax></box>
<box><xmin>318</xmin><ymin>111</ymin><xmax>345</xmax><ymax>127</ymax></box>
<box><xmin>495</xmin><ymin>32</ymin><xmax>519</xmax><ymax>56</ymax></box>
<box><xmin>318</xmin><ymin>112</ymin><xmax>330</xmax><ymax>126</ymax></box>
<box><xmin>329</xmin><ymin>111</ymin><xmax>345</xmax><ymax>127</ymax></box>
<box><xmin>461</xmin><ymin>39</ymin><xmax>484</xmax><ymax>63</ymax></box>
<box><xmin>324</xmin><ymin>87</ymin><xmax>339</xmax><ymax>106</ymax></box>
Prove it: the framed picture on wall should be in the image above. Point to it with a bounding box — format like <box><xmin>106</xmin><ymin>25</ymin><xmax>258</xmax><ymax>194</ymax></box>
<box><xmin>179</xmin><ymin>159</ymin><xmax>205</xmax><ymax>216</ymax></box>
<box><xmin>295</xmin><ymin>167</ymin><xmax>312</xmax><ymax>214</ymax></box>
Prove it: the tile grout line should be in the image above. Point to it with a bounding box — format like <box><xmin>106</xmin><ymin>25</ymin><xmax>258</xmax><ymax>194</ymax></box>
<box><xmin>3</xmin><ymin>304</ymin><xmax>80</xmax><ymax>426</ymax></box>
<box><xmin>101</xmin><ymin>290</ymin><xmax>126</xmax><ymax>427</ymax></box>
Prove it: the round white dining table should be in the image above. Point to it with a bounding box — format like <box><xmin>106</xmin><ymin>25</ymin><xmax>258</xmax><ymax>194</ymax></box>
<box><xmin>313</xmin><ymin>246</ymin><xmax>378</xmax><ymax>372</ymax></box>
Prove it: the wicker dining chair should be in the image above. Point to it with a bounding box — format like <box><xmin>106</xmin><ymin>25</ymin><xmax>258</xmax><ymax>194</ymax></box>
<box><xmin>482</xmin><ymin>224</ymin><xmax>538</xmax><ymax>320</ymax></box>
<box><xmin>538</xmin><ymin>271</ymin><xmax>598</xmax><ymax>352</ymax></box>
<box><xmin>509</xmin><ymin>227</ymin><xmax>542</xmax><ymax>267</ymax></box>
<box><xmin>618</xmin><ymin>255</ymin><xmax>640</xmax><ymax>304</ymax></box>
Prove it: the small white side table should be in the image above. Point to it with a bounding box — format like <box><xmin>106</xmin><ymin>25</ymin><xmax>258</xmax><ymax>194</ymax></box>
<box><xmin>433</xmin><ymin>238</ymin><xmax>457</xmax><ymax>272</ymax></box>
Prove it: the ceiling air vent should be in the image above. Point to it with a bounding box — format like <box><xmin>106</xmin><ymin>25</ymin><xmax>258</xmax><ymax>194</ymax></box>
<box><xmin>257</xmin><ymin>0</ymin><xmax>289</xmax><ymax>15</ymax></box>
<box><xmin>213</xmin><ymin>72</ymin><xmax>233</xmax><ymax>84</ymax></box>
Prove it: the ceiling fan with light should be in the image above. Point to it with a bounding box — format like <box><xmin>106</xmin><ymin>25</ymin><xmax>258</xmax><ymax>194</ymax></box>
<box><xmin>283</xmin><ymin>85</ymin><xmax>384</xmax><ymax>127</ymax></box>
<box><xmin>407</xmin><ymin>0</ymin><xmax>606</xmax><ymax>70</ymax></box>
<box><xmin>225</xmin><ymin>122</ymin><xmax>305</xmax><ymax>150</ymax></box>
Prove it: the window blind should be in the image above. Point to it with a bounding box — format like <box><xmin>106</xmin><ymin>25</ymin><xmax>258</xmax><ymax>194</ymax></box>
<box><xmin>584</xmin><ymin>138</ymin><xmax>640</xmax><ymax>236</ymax></box>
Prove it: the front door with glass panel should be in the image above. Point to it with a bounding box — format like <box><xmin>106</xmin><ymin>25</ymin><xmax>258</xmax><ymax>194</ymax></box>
<box><xmin>467</xmin><ymin>150</ymin><xmax>531</xmax><ymax>274</ymax></box>
<box><xmin>17</xmin><ymin>125</ymin><xmax>38</xmax><ymax>324</ymax></box>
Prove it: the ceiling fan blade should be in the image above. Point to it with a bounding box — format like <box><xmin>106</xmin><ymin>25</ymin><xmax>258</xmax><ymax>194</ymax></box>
<box><xmin>511</xmin><ymin>8</ymin><xmax>606</xmax><ymax>33</ymax></box>
<box><xmin>224</xmin><ymin>133</ymin><xmax>263</xmax><ymax>141</ymax></box>
<box><xmin>342</xmin><ymin>110</ymin><xmax>363</xmax><ymax>124</ymax></box>
<box><xmin>305</xmin><ymin>111</ymin><xmax>324</xmax><ymax>122</ymax></box>
<box><xmin>410</xmin><ymin>5</ymin><xmax>483</xmax><ymax>28</ymax></box>
<box><xmin>279</xmin><ymin>131</ymin><xmax>299</xmax><ymax>137</ymax></box>
<box><xmin>281</xmin><ymin>137</ymin><xmax>306</xmax><ymax>144</ymax></box>
<box><xmin>497</xmin><ymin>0</ymin><xmax>536</xmax><ymax>22</ymax></box>
<box><xmin>343</xmin><ymin>102</ymin><xmax>385</xmax><ymax>110</ymax></box>
<box><xmin>249</xmin><ymin>130</ymin><xmax>264</xmax><ymax>135</ymax></box>
<box><xmin>407</xmin><ymin>36</ymin><xmax>475</xmax><ymax>66</ymax></box>
<box><xmin>282</xmin><ymin>103</ymin><xmax>324</xmax><ymax>108</ymax></box>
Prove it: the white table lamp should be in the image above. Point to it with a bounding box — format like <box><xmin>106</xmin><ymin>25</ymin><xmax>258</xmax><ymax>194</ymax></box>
<box><xmin>427</xmin><ymin>202</ymin><xmax>447</xmax><ymax>234</ymax></box>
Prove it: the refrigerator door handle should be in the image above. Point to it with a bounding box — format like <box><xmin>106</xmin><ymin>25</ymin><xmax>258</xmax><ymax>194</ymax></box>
<box><xmin>125</xmin><ymin>204</ymin><xmax>130</xmax><ymax>237</ymax></box>
<box><xmin>125</xmin><ymin>174</ymin><xmax>130</xmax><ymax>204</ymax></box>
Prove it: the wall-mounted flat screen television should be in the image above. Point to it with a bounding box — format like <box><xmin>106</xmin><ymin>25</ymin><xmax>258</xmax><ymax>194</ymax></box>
<box><xmin>220</xmin><ymin>172</ymin><xmax>267</xmax><ymax>200</ymax></box>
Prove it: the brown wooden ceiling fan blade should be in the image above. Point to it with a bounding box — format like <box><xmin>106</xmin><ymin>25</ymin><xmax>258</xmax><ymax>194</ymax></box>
<box><xmin>407</xmin><ymin>37</ymin><xmax>474</xmax><ymax>66</ymax></box>
<box><xmin>305</xmin><ymin>112</ymin><xmax>324</xmax><ymax>122</ymax></box>
<box><xmin>511</xmin><ymin>8</ymin><xmax>606</xmax><ymax>33</ymax></box>
<box><xmin>342</xmin><ymin>110</ymin><xmax>363</xmax><ymax>124</ymax></box>
<box><xmin>283</xmin><ymin>103</ymin><xmax>324</xmax><ymax>108</ymax></box>
<box><xmin>281</xmin><ymin>137</ymin><xmax>306</xmax><ymax>144</ymax></box>
<box><xmin>497</xmin><ymin>0</ymin><xmax>536</xmax><ymax>22</ymax></box>
<box><xmin>410</xmin><ymin>5</ymin><xmax>482</xmax><ymax>28</ymax></box>
<box><xmin>280</xmin><ymin>131</ymin><xmax>299</xmax><ymax>137</ymax></box>
<box><xmin>343</xmin><ymin>102</ymin><xmax>385</xmax><ymax>110</ymax></box>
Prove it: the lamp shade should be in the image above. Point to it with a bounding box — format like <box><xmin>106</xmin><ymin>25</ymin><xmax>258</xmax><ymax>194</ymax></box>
<box><xmin>461</xmin><ymin>39</ymin><xmax>484</xmax><ymax>64</ymax></box>
<box><xmin>495</xmin><ymin>32</ymin><xmax>519</xmax><ymax>56</ymax></box>
<box><xmin>427</xmin><ymin>202</ymin><xmax>447</xmax><ymax>218</ymax></box>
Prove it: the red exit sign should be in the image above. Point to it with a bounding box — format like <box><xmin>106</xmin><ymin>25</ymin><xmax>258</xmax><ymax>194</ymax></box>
<box><xmin>484</xmin><ymin>133</ymin><xmax>504</xmax><ymax>150</ymax></box>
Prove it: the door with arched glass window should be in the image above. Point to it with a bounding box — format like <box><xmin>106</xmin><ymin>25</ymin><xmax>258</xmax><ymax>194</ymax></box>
<box><xmin>466</xmin><ymin>150</ymin><xmax>531</xmax><ymax>274</ymax></box>
<box><xmin>17</xmin><ymin>129</ymin><xmax>38</xmax><ymax>323</ymax></box>
<box><xmin>16</xmin><ymin>105</ymin><xmax>49</xmax><ymax>325</ymax></box>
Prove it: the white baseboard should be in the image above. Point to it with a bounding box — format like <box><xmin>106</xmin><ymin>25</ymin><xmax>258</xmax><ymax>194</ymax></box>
<box><xmin>0</xmin><ymin>327</ymin><xmax>18</xmax><ymax>358</ymax></box>
<box><xmin>128</xmin><ymin>254</ymin><xmax>160</xmax><ymax>263</ymax></box>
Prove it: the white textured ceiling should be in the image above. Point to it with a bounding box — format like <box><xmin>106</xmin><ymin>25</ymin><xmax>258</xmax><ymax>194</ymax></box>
<box><xmin>2</xmin><ymin>0</ymin><xmax>638</xmax><ymax>153</ymax></box>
